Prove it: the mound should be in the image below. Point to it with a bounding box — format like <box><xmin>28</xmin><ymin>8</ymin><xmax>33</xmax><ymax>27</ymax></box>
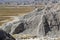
<box><xmin>2</xmin><ymin>3</ymin><xmax>60</xmax><ymax>39</ymax></box>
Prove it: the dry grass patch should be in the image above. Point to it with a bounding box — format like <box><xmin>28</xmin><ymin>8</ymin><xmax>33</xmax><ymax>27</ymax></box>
<box><xmin>12</xmin><ymin>34</ymin><xmax>37</xmax><ymax>39</ymax></box>
<box><xmin>0</xmin><ymin>22</ymin><xmax>5</xmax><ymax>26</ymax></box>
<box><xmin>0</xmin><ymin>16</ymin><xmax>13</xmax><ymax>26</ymax></box>
<box><xmin>0</xmin><ymin>16</ymin><xmax>13</xmax><ymax>21</ymax></box>
<box><xmin>0</xmin><ymin>6</ymin><xmax>35</xmax><ymax>16</ymax></box>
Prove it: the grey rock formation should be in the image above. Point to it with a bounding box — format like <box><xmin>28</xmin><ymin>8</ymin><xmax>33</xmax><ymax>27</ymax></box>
<box><xmin>12</xmin><ymin>23</ymin><xmax>25</xmax><ymax>34</ymax></box>
<box><xmin>0</xmin><ymin>29</ymin><xmax>15</xmax><ymax>40</ymax></box>
<box><xmin>2</xmin><ymin>3</ymin><xmax>60</xmax><ymax>38</ymax></box>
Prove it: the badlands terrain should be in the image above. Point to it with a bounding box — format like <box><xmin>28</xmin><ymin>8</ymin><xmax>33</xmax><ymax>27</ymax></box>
<box><xmin>1</xmin><ymin>3</ymin><xmax>60</xmax><ymax>40</ymax></box>
<box><xmin>1</xmin><ymin>1</ymin><xmax>60</xmax><ymax>40</ymax></box>
<box><xmin>0</xmin><ymin>6</ymin><xmax>35</xmax><ymax>26</ymax></box>
<box><xmin>0</xmin><ymin>5</ymin><xmax>44</xmax><ymax>26</ymax></box>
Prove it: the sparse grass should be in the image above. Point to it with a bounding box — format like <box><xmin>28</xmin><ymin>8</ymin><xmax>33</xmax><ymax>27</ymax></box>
<box><xmin>0</xmin><ymin>16</ymin><xmax>12</xmax><ymax>21</ymax></box>
<box><xmin>0</xmin><ymin>16</ymin><xmax>13</xmax><ymax>26</ymax></box>
<box><xmin>0</xmin><ymin>6</ymin><xmax>35</xmax><ymax>25</ymax></box>
<box><xmin>0</xmin><ymin>22</ymin><xmax>5</xmax><ymax>26</ymax></box>
<box><xmin>0</xmin><ymin>6</ymin><xmax>35</xmax><ymax>16</ymax></box>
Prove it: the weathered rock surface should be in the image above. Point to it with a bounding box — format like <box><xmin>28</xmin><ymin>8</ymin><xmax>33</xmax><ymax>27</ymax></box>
<box><xmin>0</xmin><ymin>29</ymin><xmax>15</xmax><ymax>40</ymax></box>
<box><xmin>2</xmin><ymin>3</ymin><xmax>60</xmax><ymax>39</ymax></box>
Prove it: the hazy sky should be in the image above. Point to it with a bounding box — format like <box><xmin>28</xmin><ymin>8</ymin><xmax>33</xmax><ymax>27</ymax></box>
<box><xmin>0</xmin><ymin>0</ymin><xmax>34</xmax><ymax>2</ymax></box>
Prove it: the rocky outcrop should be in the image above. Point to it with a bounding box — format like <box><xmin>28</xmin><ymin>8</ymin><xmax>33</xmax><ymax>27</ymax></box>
<box><xmin>12</xmin><ymin>23</ymin><xmax>25</xmax><ymax>34</ymax></box>
<box><xmin>2</xmin><ymin>3</ymin><xmax>60</xmax><ymax>39</ymax></box>
<box><xmin>0</xmin><ymin>29</ymin><xmax>15</xmax><ymax>40</ymax></box>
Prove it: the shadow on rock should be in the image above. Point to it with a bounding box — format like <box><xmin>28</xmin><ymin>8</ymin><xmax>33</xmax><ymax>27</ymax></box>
<box><xmin>0</xmin><ymin>29</ymin><xmax>15</xmax><ymax>40</ymax></box>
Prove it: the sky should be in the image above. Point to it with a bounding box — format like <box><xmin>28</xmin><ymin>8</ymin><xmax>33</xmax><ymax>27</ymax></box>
<box><xmin>0</xmin><ymin>0</ymin><xmax>34</xmax><ymax>2</ymax></box>
<box><xmin>0</xmin><ymin>0</ymin><xmax>59</xmax><ymax>3</ymax></box>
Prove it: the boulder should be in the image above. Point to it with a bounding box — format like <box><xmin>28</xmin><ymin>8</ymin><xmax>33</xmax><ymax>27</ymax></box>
<box><xmin>0</xmin><ymin>29</ymin><xmax>15</xmax><ymax>40</ymax></box>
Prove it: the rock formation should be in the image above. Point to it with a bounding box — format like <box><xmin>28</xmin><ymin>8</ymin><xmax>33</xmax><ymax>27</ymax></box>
<box><xmin>0</xmin><ymin>29</ymin><xmax>15</xmax><ymax>40</ymax></box>
<box><xmin>2</xmin><ymin>3</ymin><xmax>60</xmax><ymax>40</ymax></box>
